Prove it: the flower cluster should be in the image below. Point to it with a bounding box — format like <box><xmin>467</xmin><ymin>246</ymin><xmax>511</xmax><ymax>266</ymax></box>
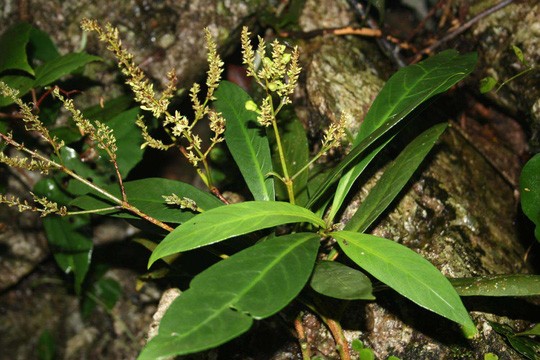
<box><xmin>162</xmin><ymin>194</ymin><xmax>199</xmax><ymax>212</ymax></box>
<box><xmin>82</xmin><ymin>20</ymin><xmax>226</xmax><ymax>188</ymax></box>
<box><xmin>0</xmin><ymin>82</ymin><xmax>64</xmax><ymax>155</ymax></box>
<box><xmin>321</xmin><ymin>113</ymin><xmax>347</xmax><ymax>151</ymax></box>
<box><xmin>241</xmin><ymin>27</ymin><xmax>301</xmax><ymax>127</ymax></box>
<box><xmin>53</xmin><ymin>87</ymin><xmax>118</xmax><ymax>162</ymax></box>
<box><xmin>0</xmin><ymin>152</ymin><xmax>53</xmax><ymax>175</ymax></box>
<box><xmin>0</xmin><ymin>193</ymin><xmax>67</xmax><ymax>217</ymax></box>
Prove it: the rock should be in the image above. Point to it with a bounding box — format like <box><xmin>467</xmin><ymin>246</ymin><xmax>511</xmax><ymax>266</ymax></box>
<box><xmin>0</xmin><ymin>175</ymin><xmax>49</xmax><ymax>292</ymax></box>
<box><xmin>462</xmin><ymin>0</ymin><xmax>540</xmax><ymax>150</ymax></box>
<box><xmin>0</xmin><ymin>265</ymin><xmax>158</xmax><ymax>359</ymax></box>
<box><xmin>293</xmin><ymin>0</ymin><xmax>537</xmax><ymax>358</ymax></box>
<box><xmin>0</xmin><ymin>0</ymin><xmax>270</xmax><ymax>89</ymax></box>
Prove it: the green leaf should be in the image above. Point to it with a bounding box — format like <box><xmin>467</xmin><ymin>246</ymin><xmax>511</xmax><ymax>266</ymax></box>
<box><xmin>345</xmin><ymin>123</ymin><xmax>447</xmax><ymax>232</ymax></box>
<box><xmin>33</xmin><ymin>178</ymin><xmax>73</xmax><ymax>205</ymax></box>
<box><xmin>310</xmin><ymin>260</ymin><xmax>374</xmax><ymax>300</ymax></box>
<box><xmin>489</xmin><ymin>322</ymin><xmax>540</xmax><ymax>360</ymax></box>
<box><xmin>480</xmin><ymin>76</ymin><xmax>498</xmax><ymax>93</ymax></box>
<box><xmin>360</xmin><ymin>51</ymin><xmax>476</xmax><ymax>141</ymax></box>
<box><xmin>328</xmin><ymin>139</ymin><xmax>390</xmax><ymax>222</ymax></box>
<box><xmin>83</xmin><ymin>95</ymin><xmax>133</xmax><ymax>121</ymax></box>
<box><xmin>333</xmin><ymin>231</ymin><xmax>477</xmax><ymax>338</ymax></box>
<box><xmin>58</xmin><ymin>147</ymin><xmax>111</xmax><ymax>195</ymax></box>
<box><xmin>29</xmin><ymin>27</ymin><xmax>60</xmax><ymax>63</ymax></box>
<box><xmin>484</xmin><ymin>354</ymin><xmax>499</xmax><ymax>360</ymax></box>
<box><xmin>33</xmin><ymin>52</ymin><xmax>101</xmax><ymax>87</ymax></box>
<box><xmin>512</xmin><ymin>45</ymin><xmax>526</xmax><ymax>64</ymax></box>
<box><xmin>214</xmin><ymin>81</ymin><xmax>274</xmax><ymax>201</ymax></box>
<box><xmin>270</xmin><ymin>115</ymin><xmax>310</xmax><ymax>205</ymax></box>
<box><xmin>352</xmin><ymin>339</ymin><xmax>364</xmax><ymax>352</ymax></box>
<box><xmin>312</xmin><ymin>50</ymin><xmax>476</xmax><ymax>211</ymax></box>
<box><xmin>81</xmin><ymin>277</ymin><xmax>122</xmax><ymax>318</ymax></box>
<box><xmin>43</xmin><ymin>216</ymin><xmax>93</xmax><ymax>294</ymax></box>
<box><xmin>517</xmin><ymin>324</ymin><xmax>540</xmax><ymax>337</ymax></box>
<box><xmin>139</xmin><ymin>233</ymin><xmax>320</xmax><ymax>359</ymax></box>
<box><xmin>450</xmin><ymin>275</ymin><xmax>540</xmax><ymax>297</ymax></box>
<box><xmin>359</xmin><ymin>348</ymin><xmax>375</xmax><ymax>360</ymax></box>
<box><xmin>149</xmin><ymin>201</ymin><xmax>326</xmax><ymax>267</ymax></box>
<box><xmin>0</xmin><ymin>22</ymin><xmax>34</xmax><ymax>75</ymax></box>
<box><xmin>520</xmin><ymin>154</ymin><xmax>540</xmax><ymax>241</ymax></box>
<box><xmin>71</xmin><ymin>178</ymin><xmax>223</xmax><ymax>223</ymax></box>
<box><xmin>37</xmin><ymin>330</ymin><xmax>56</xmax><ymax>360</ymax></box>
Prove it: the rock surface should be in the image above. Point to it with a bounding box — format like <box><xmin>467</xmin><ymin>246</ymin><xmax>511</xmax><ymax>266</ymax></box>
<box><xmin>0</xmin><ymin>0</ymin><xmax>537</xmax><ymax>359</ymax></box>
<box><xmin>463</xmin><ymin>0</ymin><xmax>540</xmax><ymax>150</ymax></box>
<box><xmin>293</xmin><ymin>0</ymin><xmax>537</xmax><ymax>358</ymax></box>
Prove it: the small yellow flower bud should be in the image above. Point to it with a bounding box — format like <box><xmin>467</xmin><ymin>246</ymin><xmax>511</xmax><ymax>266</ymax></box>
<box><xmin>268</xmin><ymin>82</ymin><xmax>278</xmax><ymax>92</ymax></box>
<box><xmin>263</xmin><ymin>57</ymin><xmax>273</xmax><ymax>68</ymax></box>
<box><xmin>245</xmin><ymin>100</ymin><xmax>258</xmax><ymax>112</ymax></box>
<box><xmin>282</xmin><ymin>53</ymin><xmax>291</xmax><ymax>64</ymax></box>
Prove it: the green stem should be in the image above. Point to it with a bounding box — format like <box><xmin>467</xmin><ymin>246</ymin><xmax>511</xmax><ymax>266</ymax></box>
<box><xmin>290</xmin><ymin>144</ymin><xmax>332</xmax><ymax>181</ymax></box>
<box><xmin>67</xmin><ymin>206</ymin><xmax>121</xmax><ymax>215</ymax></box>
<box><xmin>270</xmin><ymin>103</ymin><xmax>295</xmax><ymax>204</ymax></box>
<box><xmin>495</xmin><ymin>66</ymin><xmax>535</xmax><ymax>93</ymax></box>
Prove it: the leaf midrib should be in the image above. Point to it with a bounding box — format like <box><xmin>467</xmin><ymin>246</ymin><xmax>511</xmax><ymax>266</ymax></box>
<box><xmin>162</xmin><ymin>235</ymin><xmax>313</xmax><ymax>343</ymax></box>
<box><xmin>338</xmin><ymin>234</ymin><xmax>456</xmax><ymax>312</ymax></box>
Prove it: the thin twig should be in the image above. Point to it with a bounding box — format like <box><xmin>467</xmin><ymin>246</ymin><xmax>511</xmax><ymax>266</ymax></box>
<box><xmin>0</xmin><ymin>132</ymin><xmax>175</xmax><ymax>232</ymax></box>
<box><xmin>412</xmin><ymin>0</ymin><xmax>514</xmax><ymax>63</ymax></box>
<box><xmin>279</xmin><ymin>26</ymin><xmax>381</xmax><ymax>39</ymax></box>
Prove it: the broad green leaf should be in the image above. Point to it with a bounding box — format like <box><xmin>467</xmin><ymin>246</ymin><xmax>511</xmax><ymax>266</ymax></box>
<box><xmin>71</xmin><ymin>178</ymin><xmax>223</xmax><ymax>223</ymax></box>
<box><xmin>0</xmin><ymin>22</ymin><xmax>34</xmax><ymax>75</ymax></box>
<box><xmin>43</xmin><ymin>216</ymin><xmax>93</xmax><ymax>294</ymax></box>
<box><xmin>310</xmin><ymin>260</ymin><xmax>374</xmax><ymax>300</ymax></box>
<box><xmin>215</xmin><ymin>81</ymin><xmax>274</xmax><ymax>201</ymax></box>
<box><xmin>520</xmin><ymin>154</ymin><xmax>540</xmax><ymax>241</ymax></box>
<box><xmin>83</xmin><ymin>95</ymin><xmax>133</xmax><ymax>121</ymax></box>
<box><xmin>328</xmin><ymin>139</ymin><xmax>390</xmax><ymax>222</ymax></box>
<box><xmin>33</xmin><ymin>178</ymin><xmax>73</xmax><ymax>205</ymax></box>
<box><xmin>58</xmin><ymin>147</ymin><xmax>111</xmax><ymax>195</ymax></box>
<box><xmin>29</xmin><ymin>27</ymin><xmax>60</xmax><ymax>62</ymax></box>
<box><xmin>139</xmin><ymin>233</ymin><xmax>320</xmax><ymax>359</ymax></box>
<box><xmin>270</xmin><ymin>114</ymin><xmax>310</xmax><ymax>205</ymax></box>
<box><xmin>490</xmin><ymin>322</ymin><xmax>540</xmax><ymax>360</ymax></box>
<box><xmin>333</xmin><ymin>231</ymin><xmax>477</xmax><ymax>338</ymax></box>
<box><xmin>33</xmin><ymin>52</ymin><xmax>101</xmax><ymax>87</ymax></box>
<box><xmin>345</xmin><ymin>123</ymin><xmax>447</xmax><ymax>232</ymax></box>
<box><xmin>480</xmin><ymin>76</ymin><xmax>498</xmax><ymax>93</ymax></box>
<box><xmin>450</xmin><ymin>275</ymin><xmax>540</xmax><ymax>297</ymax></box>
<box><xmin>311</xmin><ymin>50</ymin><xmax>477</xmax><ymax>211</ymax></box>
<box><xmin>358</xmin><ymin>51</ymin><xmax>476</xmax><ymax>142</ymax></box>
<box><xmin>149</xmin><ymin>201</ymin><xmax>326</xmax><ymax>266</ymax></box>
